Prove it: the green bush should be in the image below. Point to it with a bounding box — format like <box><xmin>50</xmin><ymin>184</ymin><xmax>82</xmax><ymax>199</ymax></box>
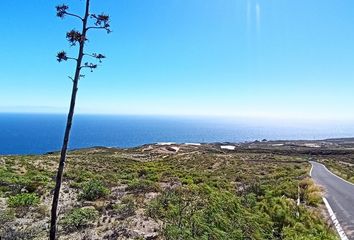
<box><xmin>148</xmin><ymin>184</ymin><xmax>271</xmax><ymax>240</ymax></box>
<box><xmin>79</xmin><ymin>180</ymin><xmax>109</xmax><ymax>201</ymax></box>
<box><xmin>61</xmin><ymin>208</ymin><xmax>98</xmax><ymax>231</ymax></box>
<box><xmin>8</xmin><ymin>193</ymin><xmax>39</xmax><ymax>208</ymax></box>
<box><xmin>126</xmin><ymin>179</ymin><xmax>160</xmax><ymax>193</ymax></box>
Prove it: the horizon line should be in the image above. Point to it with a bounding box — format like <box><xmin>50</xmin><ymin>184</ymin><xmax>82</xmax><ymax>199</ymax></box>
<box><xmin>1</xmin><ymin>111</ymin><xmax>354</xmax><ymax>123</ymax></box>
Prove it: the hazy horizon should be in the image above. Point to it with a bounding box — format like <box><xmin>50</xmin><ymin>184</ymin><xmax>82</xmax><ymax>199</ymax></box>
<box><xmin>2</xmin><ymin>112</ymin><xmax>354</xmax><ymax>126</ymax></box>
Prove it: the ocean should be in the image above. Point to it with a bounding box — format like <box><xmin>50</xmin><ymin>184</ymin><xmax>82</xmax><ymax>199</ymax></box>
<box><xmin>1</xmin><ymin>113</ymin><xmax>354</xmax><ymax>155</ymax></box>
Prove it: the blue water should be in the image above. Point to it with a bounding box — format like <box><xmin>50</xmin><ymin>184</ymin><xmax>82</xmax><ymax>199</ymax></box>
<box><xmin>1</xmin><ymin>113</ymin><xmax>354</xmax><ymax>155</ymax></box>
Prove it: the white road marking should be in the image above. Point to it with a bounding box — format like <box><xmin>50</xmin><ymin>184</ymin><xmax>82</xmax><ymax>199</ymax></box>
<box><xmin>310</xmin><ymin>161</ymin><xmax>351</xmax><ymax>239</ymax></box>
<box><xmin>309</xmin><ymin>163</ymin><xmax>314</xmax><ymax>177</ymax></box>
<box><xmin>312</xmin><ymin>161</ymin><xmax>354</xmax><ymax>187</ymax></box>
<box><xmin>322</xmin><ymin>197</ymin><xmax>349</xmax><ymax>240</ymax></box>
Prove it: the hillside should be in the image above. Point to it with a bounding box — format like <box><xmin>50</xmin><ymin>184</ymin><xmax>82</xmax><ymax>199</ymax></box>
<box><xmin>1</xmin><ymin>141</ymin><xmax>350</xmax><ymax>239</ymax></box>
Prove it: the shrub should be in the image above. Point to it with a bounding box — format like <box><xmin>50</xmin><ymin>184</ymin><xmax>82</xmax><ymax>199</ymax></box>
<box><xmin>300</xmin><ymin>178</ymin><xmax>322</xmax><ymax>206</ymax></box>
<box><xmin>79</xmin><ymin>180</ymin><xmax>109</xmax><ymax>201</ymax></box>
<box><xmin>113</xmin><ymin>195</ymin><xmax>136</xmax><ymax>219</ymax></box>
<box><xmin>61</xmin><ymin>208</ymin><xmax>98</xmax><ymax>231</ymax></box>
<box><xmin>8</xmin><ymin>193</ymin><xmax>39</xmax><ymax>208</ymax></box>
<box><xmin>148</xmin><ymin>185</ymin><xmax>271</xmax><ymax>239</ymax></box>
<box><xmin>306</xmin><ymin>191</ymin><xmax>322</xmax><ymax>206</ymax></box>
<box><xmin>126</xmin><ymin>179</ymin><xmax>160</xmax><ymax>193</ymax></box>
<box><xmin>0</xmin><ymin>209</ymin><xmax>15</xmax><ymax>225</ymax></box>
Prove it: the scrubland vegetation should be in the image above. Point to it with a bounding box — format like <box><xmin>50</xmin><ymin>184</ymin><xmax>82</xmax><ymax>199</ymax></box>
<box><xmin>0</xmin><ymin>144</ymin><xmax>337</xmax><ymax>239</ymax></box>
<box><xmin>318</xmin><ymin>158</ymin><xmax>354</xmax><ymax>184</ymax></box>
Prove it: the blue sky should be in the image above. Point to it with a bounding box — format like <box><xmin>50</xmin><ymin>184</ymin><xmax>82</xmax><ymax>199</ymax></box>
<box><xmin>1</xmin><ymin>0</ymin><xmax>354</xmax><ymax>120</ymax></box>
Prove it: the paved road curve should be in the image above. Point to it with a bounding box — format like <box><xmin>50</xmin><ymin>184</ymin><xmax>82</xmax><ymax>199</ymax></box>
<box><xmin>310</xmin><ymin>161</ymin><xmax>354</xmax><ymax>239</ymax></box>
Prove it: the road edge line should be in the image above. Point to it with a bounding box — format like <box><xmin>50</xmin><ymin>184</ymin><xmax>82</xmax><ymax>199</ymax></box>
<box><xmin>316</xmin><ymin>162</ymin><xmax>354</xmax><ymax>187</ymax></box>
<box><xmin>309</xmin><ymin>162</ymin><xmax>314</xmax><ymax>177</ymax></box>
<box><xmin>322</xmin><ymin>197</ymin><xmax>349</xmax><ymax>240</ymax></box>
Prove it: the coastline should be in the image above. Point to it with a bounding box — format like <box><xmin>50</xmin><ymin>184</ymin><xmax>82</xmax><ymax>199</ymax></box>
<box><xmin>3</xmin><ymin>137</ymin><xmax>354</xmax><ymax>156</ymax></box>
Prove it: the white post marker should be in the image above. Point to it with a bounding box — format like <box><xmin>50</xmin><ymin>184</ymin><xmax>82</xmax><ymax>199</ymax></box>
<box><xmin>322</xmin><ymin>197</ymin><xmax>349</xmax><ymax>240</ymax></box>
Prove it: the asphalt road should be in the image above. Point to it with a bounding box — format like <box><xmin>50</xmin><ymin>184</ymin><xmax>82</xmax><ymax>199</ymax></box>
<box><xmin>310</xmin><ymin>161</ymin><xmax>354</xmax><ymax>239</ymax></box>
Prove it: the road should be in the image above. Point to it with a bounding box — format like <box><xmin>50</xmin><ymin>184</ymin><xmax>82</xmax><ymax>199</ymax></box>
<box><xmin>310</xmin><ymin>161</ymin><xmax>354</xmax><ymax>239</ymax></box>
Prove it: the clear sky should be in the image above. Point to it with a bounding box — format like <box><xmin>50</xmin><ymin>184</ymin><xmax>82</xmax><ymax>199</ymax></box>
<box><xmin>1</xmin><ymin>0</ymin><xmax>354</xmax><ymax>120</ymax></box>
